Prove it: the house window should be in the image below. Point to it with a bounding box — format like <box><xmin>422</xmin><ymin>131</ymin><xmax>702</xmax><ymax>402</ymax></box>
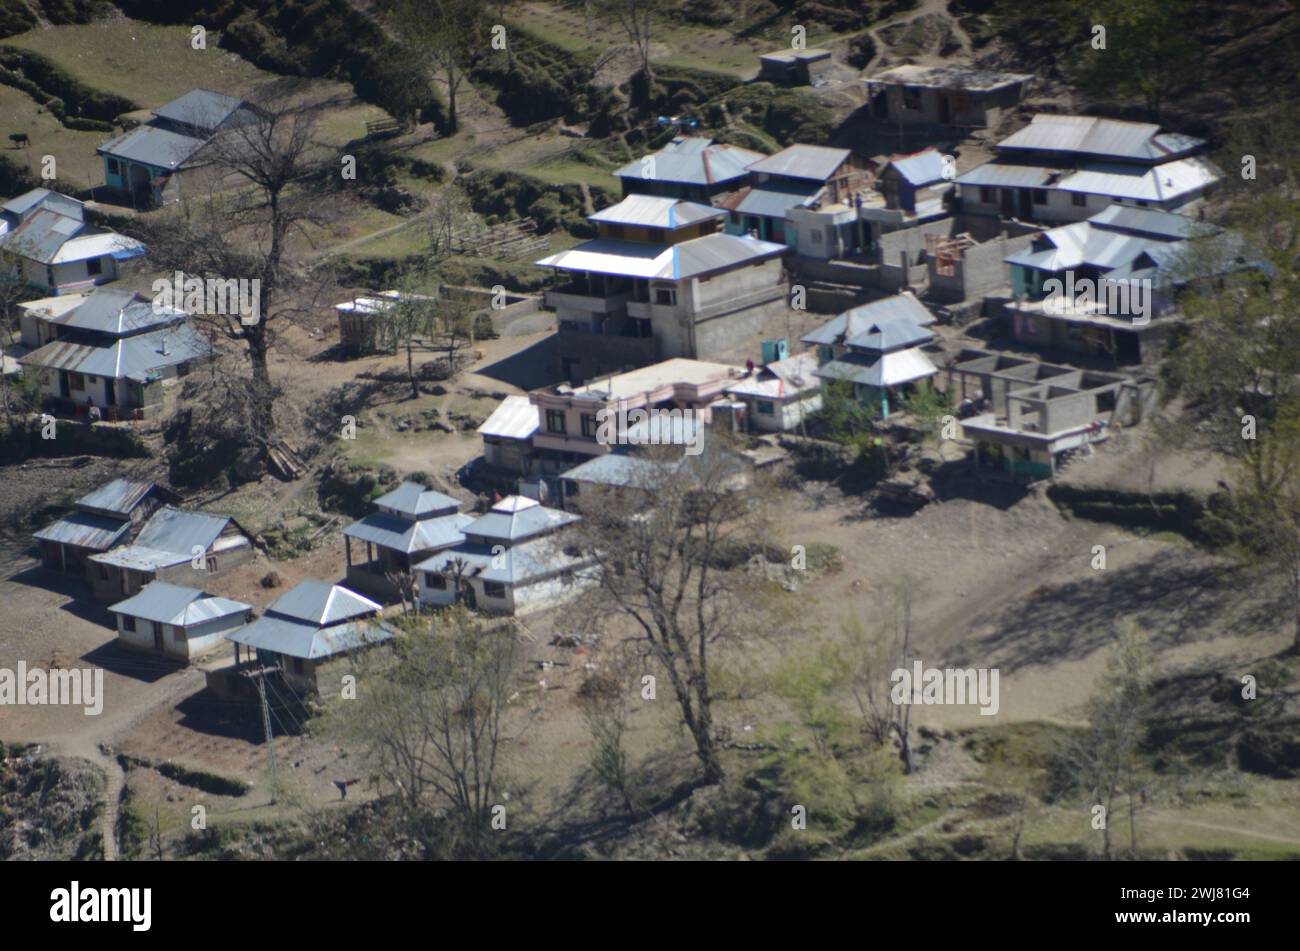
<box><xmin>425</xmin><ymin>572</ymin><xmax>447</xmax><ymax>589</ymax></box>
<box><xmin>980</xmin><ymin>187</ymin><xmax>994</xmax><ymax>204</ymax></box>
<box><xmin>1071</xmin><ymin>192</ymin><xmax>1087</xmax><ymax>207</ymax></box>
<box><xmin>172</xmin><ymin>627</ymin><xmax>185</xmax><ymax>644</ymax></box>
<box><xmin>68</xmin><ymin>372</ymin><xmax>85</xmax><ymax>391</ymax></box>
<box><xmin>756</xmin><ymin>400</ymin><xmax>776</xmax><ymax>415</ymax></box>
<box><xmin>654</xmin><ymin>286</ymin><xmax>676</xmax><ymax>306</ymax></box>
<box><xmin>206</xmin><ymin>556</ymin><xmax>218</xmax><ymax>572</ymax></box>
<box><xmin>546</xmin><ymin>409</ymin><xmax>566</xmax><ymax>434</ymax></box>
<box><xmin>1032</xmin><ymin>190</ymin><xmax>1048</xmax><ymax>205</ymax></box>
<box><xmin>107</xmin><ymin>158</ymin><xmax>120</xmax><ymax>175</ymax></box>
<box><xmin>581</xmin><ymin>413</ymin><xmax>598</xmax><ymax>438</ymax></box>
<box><xmin>86</xmin><ymin>258</ymin><xmax>103</xmax><ymax>276</ymax></box>
<box><xmin>484</xmin><ymin>581</ymin><xmax>507</xmax><ymax>599</ymax></box>
<box><xmin>122</xmin><ymin>615</ymin><xmax>135</xmax><ymax>632</ymax></box>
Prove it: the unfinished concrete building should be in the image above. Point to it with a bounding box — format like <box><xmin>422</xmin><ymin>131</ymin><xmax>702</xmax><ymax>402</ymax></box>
<box><xmin>865</xmin><ymin>65</ymin><xmax>1032</xmax><ymax>130</ymax></box>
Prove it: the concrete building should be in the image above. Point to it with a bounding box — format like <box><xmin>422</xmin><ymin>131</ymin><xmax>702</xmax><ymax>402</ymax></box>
<box><xmin>33</xmin><ymin>478</ymin><xmax>180</xmax><ymax>577</ymax></box>
<box><xmin>88</xmin><ymin>506</ymin><xmax>255</xmax><ymax>602</ymax></box>
<box><xmin>97</xmin><ymin>89</ymin><xmax>259</xmax><ymax>208</ymax></box>
<box><xmin>19</xmin><ymin>287</ymin><xmax>211</xmax><ymax>419</ymax></box>
<box><xmin>0</xmin><ymin>189</ymin><xmax>145</xmax><ymax>294</ymax></box>
<box><xmin>722</xmin><ymin>351</ymin><xmax>823</xmax><ymax>432</ymax></box>
<box><xmin>341</xmin><ymin>481</ymin><xmax>472</xmax><ymax>601</ymax></box>
<box><xmin>803</xmin><ymin>293</ymin><xmax>939</xmax><ymax>417</ymax></box>
<box><xmin>758</xmin><ymin>48</ymin><xmax>833</xmax><ymax>86</ymax></box>
<box><xmin>865</xmin><ymin>64</ymin><xmax>1032</xmax><ymax>130</ymax></box>
<box><xmin>613</xmin><ymin>137</ymin><xmax>765</xmax><ymax>203</ymax></box>
<box><xmin>414</xmin><ymin>496</ymin><xmax>595</xmax><ymax>617</ymax></box>
<box><xmin>536</xmin><ymin>195</ymin><xmax>787</xmax><ymax>381</ymax></box>
<box><xmin>109</xmin><ymin>581</ymin><xmax>251</xmax><ymax>661</ymax></box>
<box><xmin>224</xmin><ymin>581</ymin><xmax>394</xmax><ymax>695</ymax></box>
<box><xmin>956</xmin><ymin>114</ymin><xmax>1221</xmax><ymax>225</ymax></box>
<box><xmin>724</xmin><ymin>144</ymin><xmax>874</xmax><ymax>247</ymax></box>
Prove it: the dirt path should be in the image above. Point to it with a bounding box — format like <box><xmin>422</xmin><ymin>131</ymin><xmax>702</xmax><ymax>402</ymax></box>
<box><xmin>1147</xmin><ymin>813</ymin><xmax>1300</xmax><ymax>849</ymax></box>
<box><xmin>862</xmin><ymin>0</ymin><xmax>972</xmax><ymax>74</ymax></box>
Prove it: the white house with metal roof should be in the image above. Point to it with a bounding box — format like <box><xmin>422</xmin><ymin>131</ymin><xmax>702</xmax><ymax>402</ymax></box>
<box><xmin>723</xmin><ymin>144</ymin><xmax>874</xmax><ymax>247</ymax></box>
<box><xmin>537</xmin><ymin>194</ymin><xmax>788</xmax><ymax>382</ymax></box>
<box><xmin>18</xmin><ymin>287</ymin><xmax>209</xmax><ymax>419</ymax></box>
<box><xmin>88</xmin><ymin>506</ymin><xmax>254</xmax><ymax>602</ymax></box>
<box><xmin>802</xmin><ymin>293</ymin><xmax>939</xmax><ymax>417</ymax></box>
<box><xmin>32</xmin><ymin>477</ymin><xmax>180</xmax><ymax>577</ymax></box>
<box><xmin>110</xmin><ymin>581</ymin><xmax>251</xmax><ymax>660</ymax></box>
<box><xmin>341</xmin><ymin>481</ymin><xmax>472</xmax><ymax>600</ymax></box>
<box><xmin>722</xmin><ymin>351</ymin><xmax>823</xmax><ymax>432</ymax></box>
<box><xmin>97</xmin><ymin>89</ymin><xmax>259</xmax><ymax>208</ymax></box>
<box><xmin>614</xmin><ymin>137</ymin><xmax>766</xmax><ymax>203</ymax></box>
<box><xmin>224</xmin><ymin>580</ymin><xmax>394</xmax><ymax>694</ymax></box>
<box><xmin>956</xmin><ymin>114</ymin><xmax>1221</xmax><ymax>224</ymax></box>
<box><xmin>414</xmin><ymin>495</ymin><xmax>595</xmax><ymax>616</ymax></box>
<box><xmin>0</xmin><ymin>189</ymin><xmax>145</xmax><ymax>294</ymax></box>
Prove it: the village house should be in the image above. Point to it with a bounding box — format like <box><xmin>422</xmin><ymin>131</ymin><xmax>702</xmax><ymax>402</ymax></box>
<box><xmin>1003</xmin><ymin>205</ymin><xmax>1262</xmax><ymax>364</ymax></box>
<box><xmin>757</xmin><ymin>48</ymin><xmax>833</xmax><ymax>86</ymax></box>
<box><xmin>0</xmin><ymin>188</ymin><xmax>145</xmax><ymax>294</ymax></box>
<box><xmin>479</xmin><ymin>357</ymin><xmax>742</xmax><ymax>477</ymax></box>
<box><xmin>32</xmin><ymin>477</ymin><xmax>180</xmax><ymax>577</ymax></box>
<box><xmin>955</xmin><ymin>114</ymin><xmax>1221</xmax><ymax>224</ymax></box>
<box><xmin>723</xmin><ymin>144</ymin><xmax>874</xmax><ymax>247</ymax></box>
<box><xmin>865</xmin><ymin>64</ymin><xmax>1033</xmax><ymax>130</ymax></box>
<box><xmin>803</xmin><ymin>292</ymin><xmax>940</xmax><ymax>417</ymax></box>
<box><xmin>341</xmin><ymin>481</ymin><xmax>473</xmax><ymax>600</ymax></box>
<box><xmin>414</xmin><ymin>495</ymin><xmax>594</xmax><ymax>616</ymax></box>
<box><xmin>97</xmin><ymin>88</ymin><xmax>259</xmax><ymax>208</ymax></box>
<box><xmin>721</xmin><ymin>349</ymin><xmax>823</xmax><ymax>432</ymax></box>
<box><xmin>223</xmin><ymin>581</ymin><xmax>394</xmax><ymax>695</ymax></box>
<box><xmin>613</xmin><ymin>137</ymin><xmax>765</xmax><ymax>204</ymax></box>
<box><xmin>109</xmin><ymin>581</ymin><xmax>251</xmax><ymax>661</ymax></box>
<box><xmin>88</xmin><ymin>506</ymin><xmax>255</xmax><ymax>602</ymax></box>
<box><xmin>856</xmin><ymin>148</ymin><xmax>955</xmax><ymax>247</ymax></box>
<box><xmin>559</xmin><ymin>437</ymin><xmax>752</xmax><ymax>504</ymax></box>
<box><xmin>946</xmin><ymin>350</ymin><xmax>1156</xmax><ymax>480</ymax></box>
<box><xmin>18</xmin><ymin>287</ymin><xmax>211</xmax><ymax>419</ymax></box>
<box><xmin>536</xmin><ymin>195</ymin><xmax>787</xmax><ymax>381</ymax></box>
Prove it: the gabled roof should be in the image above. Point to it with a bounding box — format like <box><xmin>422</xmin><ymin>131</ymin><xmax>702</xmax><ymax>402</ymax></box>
<box><xmin>996</xmin><ymin>114</ymin><xmax>1205</xmax><ymax>162</ymax></box>
<box><xmin>747</xmin><ymin>144</ymin><xmax>852</xmax><ymax>182</ymax></box>
<box><xmin>75</xmin><ymin>478</ymin><xmax>159</xmax><ymax>517</ymax></box>
<box><xmin>20</xmin><ymin>322</ymin><xmax>211</xmax><ymax>382</ymax></box>
<box><xmin>89</xmin><ymin>506</ymin><xmax>243</xmax><ymax>571</ymax></box>
<box><xmin>815</xmin><ymin>348</ymin><xmax>938</xmax><ymax>388</ymax></box>
<box><xmin>1087</xmin><ymin>204</ymin><xmax>1217</xmax><ymax>240</ymax></box>
<box><xmin>51</xmin><ymin>289</ymin><xmax>182</xmax><ymax>337</ymax></box>
<box><xmin>886</xmin><ymin>149</ymin><xmax>949</xmax><ymax>187</ymax></box>
<box><xmin>801</xmin><ymin>293</ymin><xmax>937</xmax><ymax>347</ymax></box>
<box><xmin>152</xmin><ymin>89</ymin><xmax>246</xmax><ymax>131</ymax></box>
<box><xmin>2</xmin><ymin>188</ymin><xmax>84</xmax><ymax>221</ymax></box>
<box><xmin>954</xmin><ymin>161</ymin><xmax>1063</xmax><ymax>189</ymax></box>
<box><xmin>724</xmin><ymin>351</ymin><xmax>821</xmax><ymax>399</ymax></box>
<box><xmin>465</xmin><ymin>495</ymin><xmax>579</xmax><ymax>544</ymax></box>
<box><xmin>589</xmin><ymin>195</ymin><xmax>726</xmax><ymax>230</ymax></box>
<box><xmin>536</xmin><ymin>232</ymin><xmax>786</xmax><ymax>280</ymax></box>
<box><xmin>613</xmin><ymin>137</ymin><xmax>765</xmax><ymax>187</ymax></box>
<box><xmin>720</xmin><ymin>184</ymin><xmax>822</xmax><ymax>219</ymax></box>
<box><xmin>372</xmin><ymin>481</ymin><xmax>460</xmax><ymax>519</ymax></box>
<box><xmin>415</xmin><ymin>534</ymin><xmax>591</xmax><ymax>586</ymax></box>
<box><xmin>1053</xmin><ymin>157</ymin><xmax>1220</xmax><ymax>203</ymax></box>
<box><xmin>0</xmin><ymin>209</ymin><xmax>88</xmax><ymax>264</ymax></box>
<box><xmin>343</xmin><ymin>510</ymin><xmax>472</xmax><ymax>555</ymax></box>
<box><xmin>32</xmin><ymin>511</ymin><xmax>132</xmax><ymax>552</ymax></box>
<box><xmin>110</xmin><ymin>581</ymin><xmax>249</xmax><ymax>627</ymax></box>
<box><xmin>265</xmin><ymin>579</ymin><xmax>381</xmax><ymax>627</ymax></box>
<box><xmin>96</xmin><ymin>123</ymin><xmax>209</xmax><ymax>170</ymax></box>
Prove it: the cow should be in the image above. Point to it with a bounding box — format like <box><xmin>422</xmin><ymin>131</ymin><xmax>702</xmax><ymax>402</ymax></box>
<box><xmin>9</xmin><ymin>132</ymin><xmax>30</xmax><ymax>148</ymax></box>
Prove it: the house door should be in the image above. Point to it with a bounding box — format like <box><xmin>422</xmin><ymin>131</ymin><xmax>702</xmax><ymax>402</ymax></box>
<box><xmin>459</xmin><ymin>581</ymin><xmax>477</xmax><ymax>609</ymax></box>
<box><xmin>152</xmin><ymin>623</ymin><xmax>163</xmax><ymax>651</ymax></box>
<box><xmin>939</xmin><ymin>96</ymin><xmax>951</xmax><ymax>123</ymax></box>
<box><xmin>105</xmin><ymin>380</ymin><xmax>116</xmax><ymax>405</ymax></box>
<box><xmin>1115</xmin><ymin>330</ymin><xmax>1140</xmax><ymax>364</ymax></box>
<box><xmin>1018</xmin><ymin>189</ymin><xmax>1033</xmax><ymax>218</ymax></box>
<box><xmin>59</xmin><ymin>372</ymin><xmax>71</xmax><ymax>398</ymax></box>
<box><xmin>1000</xmin><ymin>189</ymin><xmax>1015</xmax><ymax>218</ymax></box>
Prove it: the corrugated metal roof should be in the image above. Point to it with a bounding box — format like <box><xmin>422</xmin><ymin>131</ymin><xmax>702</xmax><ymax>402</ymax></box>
<box><xmin>1055</xmin><ymin>157</ymin><xmax>1219</xmax><ymax>203</ymax></box>
<box><xmin>537</xmin><ymin>233</ymin><xmax>785</xmax><ymax>280</ymax></box>
<box><xmin>1088</xmin><ymin>204</ymin><xmax>1215</xmax><ymax>239</ymax></box>
<box><xmin>90</xmin><ymin>545</ymin><xmax>191</xmax><ymax>571</ymax></box>
<box><xmin>479</xmin><ymin>395</ymin><xmax>539</xmax><ymax>440</ymax></box>
<box><xmin>747</xmin><ymin>144</ymin><xmax>851</xmax><ymax>181</ymax></box>
<box><xmin>152</xmin><ymin>89</ymin><xmax>245</xmax><ymax>131</ymax></box>
<box><xmin>109</xmin><ymin>581</ymin><xmax>249</xmax><ymax>626</ymax></box>
<box><xmin>465</xmin><ymin>495</ymin><xmax>578</xmax><ymax>544</ymax></box>
<box><xmin>2</xmin><ymin>188</ymin><xmax>84</xmax><ymax>220</ymax></box>
<box><xmin>731</xmin><ymin>185</ymin><xmax>821</xmax><ymax>219</ymax></box>
<box><xmin>997</xmin><ymin>114</ymin><xmax>1203</xmax><ymax>162</ymax></box>
<box><xmin>53</xmin><ymin>289</ymin><xmax>181</xmax><ymax>336</ymax></box>
<box><xmin>21</xmin><ymin>322</ymin><xmax>211</xmax><ymax>382</ymax></box>
<box><xmin>414</xmin><ymin>535</ymin><xmax>591</xmax><ymax>586</ymax></box>
<box><xmin>0</xmin><ymin>209</ymin><xmax>87</xmax><ymax>264</ymax></box>
<box><xmin>816</xmin><ymin>348</ymin><xmax>937</xmax><ymax>388</ymax></box>
<box><xmin>589</xmin><ymin>195</ymin><xmax>725</xmax><ymax>229</ymax></box>
<box><xmin>268</xmin><ymin>580</ymin><xmax>381</xmax><ymax>626</ymax></box>
<box><xmin>226</xmin><ymin>614</ymin><xmax>394</xmax><ymax>660</ymax></box>
<box><xmin>32</xmin><ymin>511</ymin><xmax>132</xmax><ymax>551</ymax></box>
<box><xmin>51</xmin><ymin>231</ymin><xmax>145</xmax><ymax>265</ymax></box>
<box><xmin>560</xmin><ymin>452</ymin><xmax>662</xmax><ymax>489</ymax></box>
<box><xmin>613</xmin><ymin>138</ymin><xmax>764</xmax><ymax>187</ymax></box>
<box><xmin>372</xmin><ymin>481</ymin><xmax>460</xmax><ymax>518</ymax></box>
<box><xmin>76</xmin><ymin>478</ymin><xmax>155</xmax><ymax>516</ymax></box>
<box><xmin>724</xmin><ymin>352</ymin><xmax>821</xmax><ymax>399</ymax></box>
<box><xmin>801</xmin><ymin>293</ymin><xmax>937</xmax><ymax>346</ymax></box>
<box><xmin>888</xmin><ymin>149</ymin><xmax>949</xmax><ymax>187</ymax></box>
<box><xmin>131</xmin><ymin>507</ymin><xmax>229</xmax><ymax>554</ymax></box>
<box><xmin>954</xmin><ymin>161</ymin><xmax>1061</xmax><ymax>188</ymax></box>
<box><xmin>97</xmin><ymin>124</ymin><xmax>207</xmax><ymax>169</ymax></box>
<box><xmin>343</xmin><ymin>511</ymin><xmax>471</xmax><ymax>555</ymax></box>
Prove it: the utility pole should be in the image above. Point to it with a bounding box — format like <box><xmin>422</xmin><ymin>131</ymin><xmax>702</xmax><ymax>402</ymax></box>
<box><xmin>257</xmin><ymin>674</ymin><xmax>277</xmax><ymax>804</ymax></box>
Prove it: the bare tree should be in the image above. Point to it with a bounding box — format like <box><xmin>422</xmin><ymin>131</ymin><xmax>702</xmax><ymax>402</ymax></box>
<box><xmin>384</xmin><ymin>0</ymin><xmax>487</xmax><ymax>135</ymax></box>
<box><xmin>570</xmin><ymin>444</ymin><xmax>760</xmax><ymax>786</ymax></box>
<box><xmin>593</xmin><ymin>0</ymin><xmax>658</xmax><ymax>85</ymax></box>
<box><xmin>339</xmin><ymin>608</ymin><xmax>519</xmax><ymax>857</ymax></box>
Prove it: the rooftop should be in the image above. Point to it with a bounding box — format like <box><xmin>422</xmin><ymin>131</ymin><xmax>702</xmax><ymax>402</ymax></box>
<box><xmin>568</xmin><ymin>357</ymin><xmax>740</xmax><ymax>401</ymax></box>
<box><xmin>612</xmin><ymin>137</ymin><xmax>765</xmax><ymax>187</ymax></box>
<box><xmin>747</xmin><ymin>144</ymin><xmax>853</xmax><ymax>182</ymax></box>
<box><xmin>869</xmin><ymin>63</ymin><xmax>1033</xmax><ymax>92</ymax></box>
<box><xmin>589</xmin><ymin>194</ymin><xmax>726</xmax><ymax>230</ymax></box>
<box><xmin>996</xmin><ymin>114</ymin><xmax>1206</xmax><ymax>163</ymax></box>
<box><xmin>372</xmin><ymin>481</ymin><xmax>461</xmax><ymax>519</ymax></box>
<box><xmin>152</xmin><ymin>89</ymin><xmax>247</xmax><ymax>131</ymax></box>
<box><xmin>478</xmin><ymin>394</ymin><xmax>540</xmax><ymax>441</ymax></box>
<box><xmin>536</xmin><ymin>231</ymin><xmax>787</xmax><ymax>281</ymax></box>
<box><xmin>109</xmin><ymin>581</ymin><xmax>249</xmax><ymax>627</ymax></box>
